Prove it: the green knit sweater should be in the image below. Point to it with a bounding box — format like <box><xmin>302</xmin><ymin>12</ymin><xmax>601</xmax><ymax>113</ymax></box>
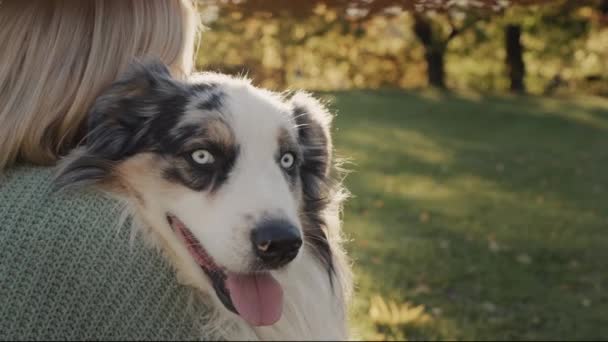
<box><xmin>0</xmin><ymin>166</ymin><xmax>214</xmax><ymax>340</ymax></box>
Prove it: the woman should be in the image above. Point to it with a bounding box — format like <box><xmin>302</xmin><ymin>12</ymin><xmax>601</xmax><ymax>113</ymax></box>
<box><xmin>0</xmin><ymin>1</ymin><xmax>216</xmax><ymax>339</ymax></box>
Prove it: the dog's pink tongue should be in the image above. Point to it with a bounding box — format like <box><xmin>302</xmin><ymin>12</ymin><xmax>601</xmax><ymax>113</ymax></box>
<box><xmin>225</xmin><ymin>273</ymin><xmax>283</xmax><ymax>326</ymax></box>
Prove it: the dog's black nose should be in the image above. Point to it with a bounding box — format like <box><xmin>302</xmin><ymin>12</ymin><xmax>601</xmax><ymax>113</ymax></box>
<box><xmin>251</xmin><ymin>220</ymin><xmax>302</xmax><ymax>269</ymax></box>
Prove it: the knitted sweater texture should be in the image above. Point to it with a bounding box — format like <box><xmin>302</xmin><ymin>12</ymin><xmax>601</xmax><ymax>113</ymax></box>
<box><xmin>0</xmin><ymin>166</ymin><xmax>213</xmax><ymax>340</ymax></box>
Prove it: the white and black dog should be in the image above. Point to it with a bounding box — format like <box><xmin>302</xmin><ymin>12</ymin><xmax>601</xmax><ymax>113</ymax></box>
<box><xmin>55</xmin><ymin>60</ymin><xmax>352</xmax><ymax>340</ymax></box>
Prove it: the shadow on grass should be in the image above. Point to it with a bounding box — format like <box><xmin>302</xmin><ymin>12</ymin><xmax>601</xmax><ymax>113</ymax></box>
<box><xmin>326</xmin><ymin>89</ymin><xmax>608</xmax><ymax>340</ymax></box>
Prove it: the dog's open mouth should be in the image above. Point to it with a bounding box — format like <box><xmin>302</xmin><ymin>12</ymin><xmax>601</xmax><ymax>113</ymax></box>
<box><xmin>166</xmin><ymin>215</ymin><xmax>283</xmax><ymax>326</ymax></box>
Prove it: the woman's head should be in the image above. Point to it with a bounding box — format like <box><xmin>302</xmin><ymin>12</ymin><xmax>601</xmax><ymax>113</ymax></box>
<box><xmin>0</xmin><ymin>0</ymin><xmax>199</xmax><ymax>170</ymax></box>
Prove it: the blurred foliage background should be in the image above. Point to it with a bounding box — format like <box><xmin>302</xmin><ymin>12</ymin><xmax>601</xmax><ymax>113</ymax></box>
<box><xmin>195</xmin><ymin>1</ymin><xmax>608</xmax><ymax>340</ymax></box>
<box><xmin>196</xmin><ymin>0</ymin><xmax>608</xmax><ymax>96</ymax></box>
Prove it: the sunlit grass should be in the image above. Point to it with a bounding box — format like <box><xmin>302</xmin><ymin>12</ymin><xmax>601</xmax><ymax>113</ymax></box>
<box><xmin>327</xmin><ymin>90</ymin><xmax>608</xmax><ymax>340</ymax></box>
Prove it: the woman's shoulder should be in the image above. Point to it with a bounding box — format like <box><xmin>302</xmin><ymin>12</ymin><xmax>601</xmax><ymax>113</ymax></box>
<box><xmin>0</xmin><ymin>165</ymin><xmax>134</xmax><ymax>262</ymax></box>
<box><xmin>0</xmin><ymin>165</ymin><xmax>214</xmax><ymax>340</ymax></box>
<box><xmin>1</xmin><ymin>165</ymin><xmax>119</xmax><ymax>226</ymax></box>
<box><xmin>0</xmin><ymin>165</ymin><xmax>127</xmax><ymax>250</ymax></box>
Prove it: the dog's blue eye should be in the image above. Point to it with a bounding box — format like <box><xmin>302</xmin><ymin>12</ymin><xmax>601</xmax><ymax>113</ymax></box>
<box><xmin>191</xmin><ymin>149</ymin><xmax>215</xmax><ymax>165</ymax></box>
<box><xmin>280</xmin><ymin>152</ymin><xmax>295</xmax><ymax>170</ymax></box>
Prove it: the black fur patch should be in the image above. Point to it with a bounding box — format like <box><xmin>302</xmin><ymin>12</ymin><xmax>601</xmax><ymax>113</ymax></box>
<box><xmin>162</xmin><ymin>140</ymin><xmax>239</xmax><ymax>193</ymax></box>
<box><xmin>196</xmin><ymin>90</ymin><xmax>224</xmax><ymax>112</ymax></box>
<box><xmin>160</xmin><ymin>124</ymin><xmax>202</xmax><ymax>155</ymax></box>
<box><xmin>291</xmin><ymin>97</ymin><xmax>336</xmax><ymax>279</ymax></box>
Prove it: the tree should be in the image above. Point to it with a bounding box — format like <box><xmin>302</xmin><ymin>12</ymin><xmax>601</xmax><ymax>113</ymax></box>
<box><xmin>204</xmin><ymin>0</ymin><xmax>550</xmax><ymax>90</ymax></box>
<box><xmin>413</xmin><ymin>14</ymin><xmax>447</xmax><ymax>88</ymax></box>
<box><xmin>505</xmin><ymin>24</ymin><xmax>525</xmax><ymax>93</ymax></box>
<box><xmin>502</xmin><ymin>0</ymin><xmax>599</xmax><ymax>94</ymax></box>
<box><xmin>198</xmin><ymin>0</ymin><xmax>596</xmax><ymax>92</ymax></box>
<box><xmin>411</xmin><ymin>10</ymin><xmax>487</xmax><ymax>89</ymax></box>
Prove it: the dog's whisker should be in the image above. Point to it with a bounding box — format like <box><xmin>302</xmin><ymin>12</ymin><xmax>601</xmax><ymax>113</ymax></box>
<box><xmin>291</xmin><ymin>112</ymin><xmax>310</xmax><ymax>120</ymax></box>
<box><xmin>292</xmin><ymin>123</ymin><xmax>311</xmax><ymax>129</ymax></box>
<box><xmin>304</xmin><ymin>235</ymin><xmax>330</xmax><ymax>244</ymax></box>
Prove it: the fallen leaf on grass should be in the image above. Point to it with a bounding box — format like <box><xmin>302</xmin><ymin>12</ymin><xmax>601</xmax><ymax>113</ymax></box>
<box><xmin>419</xmin><ymin>211</ymin><xmax>430</xmax><ymax>223</ymax></box>
<box><xmin>516</xmin><ymin>253</ymin><xmax>532</xmax><ymax>265</ymax></box>
<box><xmin>357</xmin><ymin>239</ymin><xmax>370</xmax><ymax>248</ymax></box>
<box><xmin>482</xmin><ymin>301</ymin><xmax>497</xmax><ymax>313</ymax></box>
<box><xmin>369</xmin><ymin>295</ymin><xmax>432</xmax><ymax>326</ymax></box>
<box><xmin>488</xmin><ymin>236</ymin><xmax>501</xmax><ymax>253</ymax></box>
<box><xmin>411</xmin><ymin>284</ymin><xmax>432</xmax><ymax>296</ymax></box>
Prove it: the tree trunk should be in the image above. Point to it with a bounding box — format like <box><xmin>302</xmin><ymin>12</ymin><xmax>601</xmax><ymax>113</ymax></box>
<box><xmin>505</xmin><ymin>24</ymin><xmax>526</xmax><ymax>93</ymax></box>
<box><xmin>425</xmin><ymin>48</ymin><xmax>446</xmax><ymax>89</ymax></box>
<box><xmin>413</xmin><ymin>15</ymin><xmax>446</xmax><ymax>89</ymax></box>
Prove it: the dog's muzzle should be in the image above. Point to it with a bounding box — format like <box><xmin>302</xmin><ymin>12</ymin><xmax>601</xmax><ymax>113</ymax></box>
<box><xmin>167</xmin><ymin>214</ymin><xmax>295</xmax><ymax>327</ymax></box>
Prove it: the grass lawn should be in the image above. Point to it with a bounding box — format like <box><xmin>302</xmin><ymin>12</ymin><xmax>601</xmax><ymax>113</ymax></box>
<box><xmin>325</xmin><ymin>89</ymin><xmax>608</xmax><ymax>340</ymax></box>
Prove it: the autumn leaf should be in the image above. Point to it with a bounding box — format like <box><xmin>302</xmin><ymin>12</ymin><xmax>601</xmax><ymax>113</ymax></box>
<box><xmin>482</xmin><ymin>301</ymin><xmax>497</xmax><ymax>313</ymax></box>
<box><xmin>488</xmin><ymin>235</ymin><xmax>501</xmax><ymax>253</ymax></box>
<box><xmin>369</xmin><ymin>295</ymin><xmax>432</xmax><ymax>327</ymax></box>
<box><xmin>411</xmin><ymin>283</ymin><xmax>432</xmax><ymax>296</ymax></box>
<box><xmin>419</xmin><ymin>211</ymin><xmax>430</xmax><ymax>223</ymax></box>
<box><xmin>516</xmin><ymin>253</ymin><xmax>532</xmax><ymax>265</ymax></box>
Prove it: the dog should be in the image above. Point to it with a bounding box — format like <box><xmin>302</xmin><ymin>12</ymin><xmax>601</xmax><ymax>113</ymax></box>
<box><xmin>54</xmin><ymin>60</ymin><xmax>352</xmax><ymax>340</ymax></box>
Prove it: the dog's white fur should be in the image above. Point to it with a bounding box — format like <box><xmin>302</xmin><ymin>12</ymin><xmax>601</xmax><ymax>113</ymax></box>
<box><xmin>57</xmin><ymin>68</ymin><xmax>352</xmax><ymax>341</ymax></box>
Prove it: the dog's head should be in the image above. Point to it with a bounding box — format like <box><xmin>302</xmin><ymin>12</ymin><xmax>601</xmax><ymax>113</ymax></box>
<box><xmin>56</xmin><ymin>60</ymin><xmax>342</xmax><ymax>327</ymax></box>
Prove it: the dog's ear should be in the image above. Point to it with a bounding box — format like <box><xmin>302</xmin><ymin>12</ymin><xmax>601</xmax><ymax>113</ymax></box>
<box><xmin>87</xmin><ymin>59</ymin><xmax>174</xmax><ymax>129</ymax></box>
<box><xmin>54</xmin><ymin>59</ymin><xmax>178</xmax><ymax>191</ymax></box>
<box><xmin>290</xmin><ymin>91</ymin><xmax>337</xmax><ymax>274</ymax></box>
<box><xmin>290</xmin><ymin>91</ymin><xmax>334</xmax><ymax>178</ymax></box>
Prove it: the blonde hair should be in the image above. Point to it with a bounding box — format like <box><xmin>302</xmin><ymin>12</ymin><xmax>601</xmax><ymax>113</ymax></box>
<box><xmin>0</xmin><ymin>0</ymin><xmax>199</xmax><ymax>171</ymax></box>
